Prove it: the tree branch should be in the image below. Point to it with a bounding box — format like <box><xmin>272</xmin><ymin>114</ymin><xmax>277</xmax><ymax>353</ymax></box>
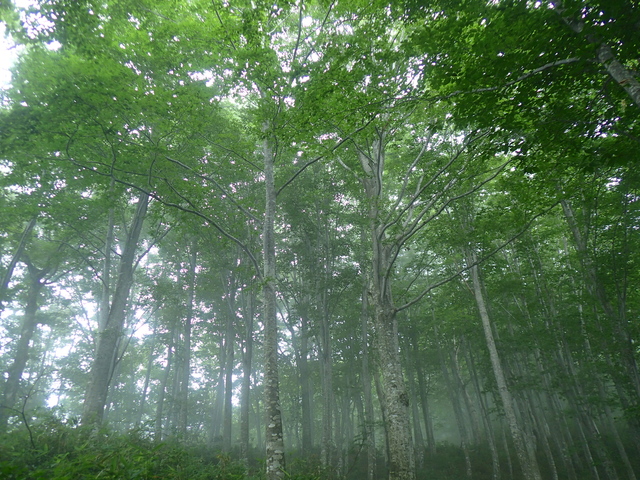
<box><xmin>396</xmin><ymin>200</ymin><xmax>561</xmax><ymax>312</ymax></box>
<box><xmin>277</xmin><ymin>118</ymin><xmax>376</xmax><ymax>195</ymax></box>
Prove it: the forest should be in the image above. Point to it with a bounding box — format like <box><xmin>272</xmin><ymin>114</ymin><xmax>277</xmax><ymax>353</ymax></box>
<box><xmin>0</xmin><ymin>0</ymin><xmax>638</xmax><ymax>479</ymax></box>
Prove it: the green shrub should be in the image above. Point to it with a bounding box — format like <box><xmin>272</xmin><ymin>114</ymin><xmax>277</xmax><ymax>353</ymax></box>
<box><xmin>0</xmin><ymin>420</ymin><xmax>252</xmax><ymax>480</ymax></box>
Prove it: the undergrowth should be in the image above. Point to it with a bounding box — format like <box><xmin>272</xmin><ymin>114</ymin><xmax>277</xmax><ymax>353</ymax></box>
<box><xmin>0</xmin><ymin>417</ymin><xmax>257</xmax><ymax>480</ymax></box>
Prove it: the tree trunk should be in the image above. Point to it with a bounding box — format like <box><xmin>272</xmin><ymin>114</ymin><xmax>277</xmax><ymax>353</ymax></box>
<box><xmin>136</xmin><ymin>324</ymin><xmax>158</xmax><ymax>428</ymax></box>
<box><xmin>466</xmin><ymin>248</ymin><xmax>542</xmax><ymax>480</ymax></box>
<box><xmin>405</xmin><ymin>348</ymin><xmax>424</xmax><ymax>468</ymax></box>
<box><xmin>262</xmin><ymin>132</ymin><xmax>286</xmax><ymax>479</ymax></box>
<box><xmin>319</xmin><ymin>295</ymin><xmax>334</xmax><ymax>471</ymax></box>
<box><xmin>560</xmin><ymin>198</ymin><xmax>640</xmax><ymax>403</ymax></box>
<box><xmin>299</xmin><ymin>315</ymin><xmax>313</xmax><ymax>454</ymax></box>
<box><xmin>0</xmin><ymin>259</ymin><xmax>48</xmax><ymax>431</ymax></box>
<box><xmin>155</xmin><ymin>325</ymin><xmax>176</xmax><ymax>442</ymax></box>
<box><xmin>240</xmin><ymin>288</ymin><xmax>255</xmax><ymax>462</ymax></box>
<box><xmin>359</xmin><ymin>133</ymin><xmax>415</xmax><ymax>480</ymax></box>
<box><xmin>435</xmin><ymin>329</ymin><xmax>472</xmax><ymax>478</ymax></box>
<box><xmin>464</xmin><ymin>339</ymin><xmax>500</xmax><ymax>480</ymax></box>
<box><xmin>555</xmin><ymin>4</ymin><xmax>640</xmax><ymax>108</ymax></box>
<box><xmin>372</xmin><ymin>306</ymin><xmax>415</xmax><ymax>480</ymax></box>
<box><xmin>82</xmin><ymin>192</ymin><xmax>149</xmax><ymax>425</ymax></box>
<box><xmin>98</xmin><ymin>185</ymin><xmax>115</xmax><ymax>335</ymax></box>
<box><xmin>412</xmin><ymin>337</ymin><xmax>435</xmax><ymax>456</ymax></box>
<box><xmin>361</xmin><ymin>274</ymin><xmax>376</xmax><ymax>480</ymax></box>
<box><xmin>211</xmin><ymin>334</ymin><xmax>225</xmax><ymax>442</ymax></box>
<box><xmin>0</xmin><ymin>217</ymin><xmax>36</xmax><ymax>313</ymax></box>
<box><xmin>223</xmin><ymin>301</ymin><xmax>235</xmax><ymax>451</ymax></box>
<box><xmin>177</xmin><ymin>247</ymin><xmax>196</xmax><ymax>436</ymax></box>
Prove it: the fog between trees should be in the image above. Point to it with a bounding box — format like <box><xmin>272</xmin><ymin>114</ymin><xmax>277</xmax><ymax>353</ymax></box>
<box><xmin>0</xmin><ymin>1</ymin><xmax>639</xmax><ymax>479</ymax></box>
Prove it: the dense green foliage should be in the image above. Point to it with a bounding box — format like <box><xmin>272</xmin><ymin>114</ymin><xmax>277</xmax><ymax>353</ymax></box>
<box><xmin>0</xmin><ymin>0</ymin><xmax>638</xmax><ymax>479</ymax></box>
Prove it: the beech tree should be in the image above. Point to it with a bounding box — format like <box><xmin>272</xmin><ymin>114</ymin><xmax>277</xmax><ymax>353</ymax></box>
<box><xmin>0</xmin><ymin>1</ymin><xmax>639</xmax><ymax>480</ymax></box>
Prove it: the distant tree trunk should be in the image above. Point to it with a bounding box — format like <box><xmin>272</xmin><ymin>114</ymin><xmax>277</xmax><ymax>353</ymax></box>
<box><xmin>465</xmin><ymin>247</ymin><xmax>542</xmax><ymax>480</ymax></box>
<box><xmin>319</xmin><ymin>294</ymin><xmax>334</xmax><ymax>471</ymax></box>
<box><xmin>0</xmin><ymin>258</ymin><xmax>49</xmax><ymax>431</ymax></box>
<box><xmin>223</xmin><ymin>279</ymin><xmax>235</xmax><ymax>452</ymax></box>
<box><xmin>82</xmin><ymin>192</ymin><xmax>149</xmax><ymax>425</ymax></box>
<box><xmin>299</xmin><ymin>314</ymin><xmax>313</xmax><ymax>453</ymax></box>
<box><xmin>435</xmin><ymin>328</ymin><xmax>472</xmax><ymax>478</ymax></box>
<box><xmin>560</xmin><ymin>198</ymin><xmax>640</xmax><ymax>408</ymax></box>
<box><xmin>405</xmin><ymin>348</ymin><xmax>424</xmax><ymax>468</ymax></box>
<box><xmin>169</xmin><ymin>326</ymin><xmax>182</xmax><ymax>433</ymax></box>
<box><xmin>211</xmin><ymin>334</ymin><xmax>225</xmax><ymax>442</ymax></box>
<box><xmin>253</xmin><ymin>376</ymin><xmax>263</xmax><ymax>452</ymax></box>
<box><xmin>286</xmin><ymin>306</ymin><xmax>313</xmax><ymax>455</ymax></box>
<box><xmin>262</xmin><ymin>132</ymin><xmax>286</xmax><ymax>479</ymax></box>
<box><xmin>464</xmin><ymin>340</ymin><xmax>500</xmax><ymax>480</ymax></box>
<box><xmin>411</xmin><ymin>335</ymin><xmax>435</xmax><ymax>456</ymax></box>
<box><xmin>155</xmin><ymin>325</ymin><xmax>177</xmax><ymax>442</ymax></box>
<box><xmin>240</xmin><ymin>288</ymin><xmax>255</xmax><ymax>462</ymax></box>
<box><xmin>136</xmin><ymin>324</ymin><xmax>158</xmax><ymax>428</ymax></box>
<box><xmin>177</xmin><ymin>247</ymin><xmax>196</xmax><ymax>436</ymax></box>
<box><xmin>449</xmin><ymin>347</ymin><xmax>481</xmax><ymax>443</ymax></box>
<box><xmin>0</xmin><ymin>217</ymin><xmax>36</xmax><ymax>313</ymax></box>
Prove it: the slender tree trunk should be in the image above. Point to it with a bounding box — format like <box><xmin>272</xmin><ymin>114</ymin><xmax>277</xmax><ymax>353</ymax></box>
<box><xmin>220</xmin><ymin>268</ymin><xmax>237</xmax><ymax>451</ymax></box>
<box><xmin>177</xmin><ymin>248</ymin><xmax>196</xmax><ymax>436</ymax></box>
<box><xmin>0</xmin><ymin>217</ymin><xmax>36</xmax><ymax>313</ymax></box>
<box><xmin>211</xmin><ymin>335</ymin><xmax>225</xmax><ymax>442</ymax></box>
<box><xmin>0</xmin><ymin>260</ymin><xmax>48</xmax><ymax>431</ymax></box>
<box><xmin>449</xmin><ymin>346</ymin><xmax>481</xmax><ymax>444</ymax></box>
<box><xmin>435</xmin><ymin>329</ymin><xmax>472</xmax><ymax>478</ymax></box>
<box><xmin>98</xmin><ymin>185</ymin><xmax>115</xmax><ymax>335</ymax></box>
<box><xmin>319</xmin><ymin>295</ymin><xmax>334</xmax><ymax>471</ymax></box>
<box><xmin>82</xmin><ymin>192</ymin><xmax>149</xmax><ymax>425</ymax></box>
<box><xmin>136</xmin><ymin>326</ymin><xmax>157</xmax><ymax>428</ymax></box>
<box><xmin>223</xmin><ymin>306</ymin><xmax>235</xmax><ymax>451</ymax></box>
<box><xmin>412</xmin><ymin>338</ymin><xmax>435</xmax><ymax>456</ymax></box>
<box><xmin>155</xmin><ymin>326</ymin><xmax>176</xmax><ymax>442</ymax></box>
<box><xmin>169</xmin><ymin>322</ymin><xmax>183</xmax><ymax>434</ymax></box>
<box><xmin>499</xmin><ymin>417</ymin><xmax>515</xmax><ymax>480</ymax></box>
<box><xmin>299</xmin><ymin>315</ymin><xmax>313</xmax><ymax>453</ymax></box>
<box><xmin>466</xmin><ymin>248</ymin><xmax>542</xmax><ymax>480</ymax></box>
<box><xmin>560</xmin><ymin>198</ymin><xmax>640</xmax><ymax>401</ymax></box>
<box><xmin>262</xmin><ymin>132</ymin><xmax>286</xmax><ymax>479</ymax></box>
<box><xmin>240</xmin><ymin>289</ymin><xmax>255</xmax><ymax>462</ymax></box>
<box><xmin>253</xmin><ymin>375</ymin><xmax>263</xmax><ymax>452</ymax></box>
<box><xmin>405</xmin><ymin>348</ymin><xmax>424</xmax><ymax>469</ymax></box>
<box><xmin>464</xmin><ymin>340</ymin><xmax>500</xmax><ymax>480</ymax></box>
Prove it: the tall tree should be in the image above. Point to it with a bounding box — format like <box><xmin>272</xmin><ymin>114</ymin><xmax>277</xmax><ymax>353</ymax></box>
<box><xmin>82</xmin><ymin>192</ymin><xmax>149</xmax><ymax>425</ymax></box>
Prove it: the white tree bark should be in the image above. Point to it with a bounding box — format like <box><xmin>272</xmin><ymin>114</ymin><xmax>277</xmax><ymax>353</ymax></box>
<box><xmin>466</xmin><ymin>248</ymin><xmax>542</xmax><ymax>480</ymax></box>
<box><xmin>262</xmin><ymin>133</ymin><xmax>286</xmax><ymax>480</ymax></box>
<box><xmin>359</xmin><ymin>135</ymin><xmax>416</xmax><ymax>480</ymax></box>
<box><xmin>82</xmin><ymin>192</ymin><xmax>149</xmax><ymax>425</ymax></box>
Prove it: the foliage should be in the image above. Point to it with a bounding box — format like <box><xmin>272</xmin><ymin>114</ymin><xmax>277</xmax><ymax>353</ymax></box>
<box><xmin>1</xmin><ymin>1</ymin><xmax>640</xmax><ymax>479</ymax></box>
<box><xmin>0</xmin><ymin>420</ymin><xmax>251</xmax><ymax>480</ymax></box>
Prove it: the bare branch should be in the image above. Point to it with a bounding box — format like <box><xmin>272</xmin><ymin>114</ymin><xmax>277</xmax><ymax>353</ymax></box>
<box><xmin>65</xmin><ymin>157</ymin><xmax>263</xmax><ymax>280</ymax></box>
<box><xmin>163</xmin><ymin>155</ymin><xmax>261</xmax><ymax>224</ymax></box>
<box><xmin>277</xmin><ymin>118</ymin><xmax>376</xmax><ymax>195</ymax></box>
<box><xmin>438</xmin><ymin>58</ymin><xmax>583</xmax><ymax>100</ymax></box>
<box><xmin>396</xmin><ymin>200</ymin><xmax>561</xmax><ymax>312</ymax></box>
